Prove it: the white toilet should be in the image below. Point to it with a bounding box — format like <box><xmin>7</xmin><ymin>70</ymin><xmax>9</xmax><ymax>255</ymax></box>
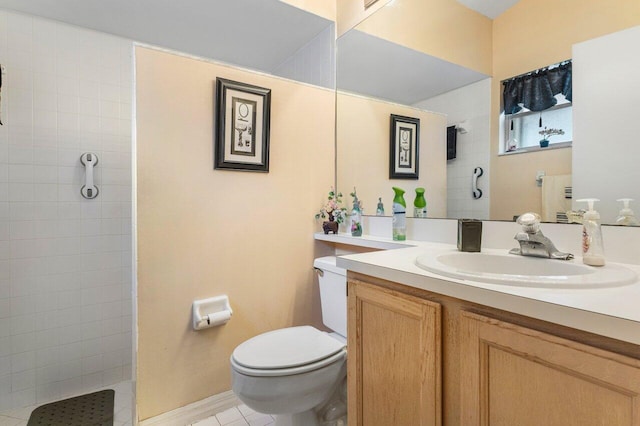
<box><xmin>230</xmin><ymin>256</ymin><xmax>347</xmax><ymax>426</ymax></box>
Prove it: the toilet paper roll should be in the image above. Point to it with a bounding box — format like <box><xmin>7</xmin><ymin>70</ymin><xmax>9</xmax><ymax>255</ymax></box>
<box><xmin>206</xmin><ymin>310</ymin><xmax>232</xmax><ymax>327</ymax></box>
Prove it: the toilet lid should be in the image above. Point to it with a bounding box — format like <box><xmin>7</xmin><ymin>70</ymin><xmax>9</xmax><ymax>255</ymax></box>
<box><xmin>232</xmin><ymin>326</ymin><xmax>345</xmax><ymax>370</ymax></box>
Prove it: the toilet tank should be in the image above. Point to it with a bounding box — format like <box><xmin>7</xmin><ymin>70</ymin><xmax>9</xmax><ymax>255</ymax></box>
<box><xmin>314</xmin><ymin>256</ymin><xmax>347</xmax><ymax>338</ymax></box>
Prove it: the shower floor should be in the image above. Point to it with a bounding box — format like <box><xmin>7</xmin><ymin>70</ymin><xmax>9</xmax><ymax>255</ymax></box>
<box><xmin>0</xmin><ymin>381</ymin><xmax>132</xmax><ymax>426</ymax></box>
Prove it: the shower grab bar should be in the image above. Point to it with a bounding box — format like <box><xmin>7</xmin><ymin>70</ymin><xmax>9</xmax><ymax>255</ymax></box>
<box><xmin>80</xmin><ymin>152</ymin><xmax>99</xmax><ymax>199</ymax></box>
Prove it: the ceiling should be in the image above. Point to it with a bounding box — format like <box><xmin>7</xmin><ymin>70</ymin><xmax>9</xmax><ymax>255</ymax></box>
<box><xmin>456</xmin><ymin>0</ymin><xmax>522</xmax><ymax>19</ymax></box>
<box><xmin>0</xmin><ymin>0</ymin><xmax>332</xmax><ymax>74</ymax></box>
<box><xmin>0</xmin><ymin>0</ymin><xmax>515</xmax><ymax>101</ymax></box>
<box><xmin>337</xmin><ymin>30</ymin><xmax>488</xmax><ymax>105</ymax></box>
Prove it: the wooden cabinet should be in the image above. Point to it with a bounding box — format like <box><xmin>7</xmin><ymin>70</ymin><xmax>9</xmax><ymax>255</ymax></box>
<box><xmin>348</xmin><ymin>273</ymin><xmax>640</xmax><ymax>426</ymax></box>
<box><xmin>460</xmin><ymin>311</ymin><xmax>640</xmax><ymax>426</ymax></box>
<box><xmin>347</xmin><ymin>280</ymin><xmax>442</xmax><ymax>426</ymax></box>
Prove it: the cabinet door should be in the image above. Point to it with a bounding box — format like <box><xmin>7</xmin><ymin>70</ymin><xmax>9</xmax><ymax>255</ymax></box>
<box><xmin>348</xmin><ymin>280</ymin><xmax>441</xmax><ymax>426</ymax></box>
<box><xmin>460</xmin><ymin>311</ymin><xmax>640</xmax><ymax>426</ymax></box>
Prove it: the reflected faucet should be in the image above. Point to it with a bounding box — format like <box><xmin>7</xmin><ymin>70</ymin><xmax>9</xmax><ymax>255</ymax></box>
<box><xmin>509</xmin><ymin>213</ymin><xmax>574</xmax><ymax>260</ymax></box>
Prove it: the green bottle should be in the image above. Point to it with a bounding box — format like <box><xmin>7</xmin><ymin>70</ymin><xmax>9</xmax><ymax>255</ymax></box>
<box><xmin>392</xmin><ymin>187</ymin><xmax>406</xmax><ymax>241</ymax></box>
<box><xmin>414</xmin><ymin>187</ymin><xmax>427</xmax><ymax>218</ymax></box>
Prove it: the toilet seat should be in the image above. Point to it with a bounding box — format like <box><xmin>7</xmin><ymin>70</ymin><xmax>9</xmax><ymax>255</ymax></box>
<box><xmin>231</xmin><ymin>349</ymin><xmax>346</xmax><ymax>377</ymax></box>
<box><xmin>231</xmin><ymin>326</ymin><xmax>346</xmax><ymax>377</ymax></box>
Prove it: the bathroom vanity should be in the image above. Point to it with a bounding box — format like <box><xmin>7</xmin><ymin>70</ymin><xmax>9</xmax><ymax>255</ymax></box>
<box><xmin>324</xmin><ymin>236</ymin><xmax>640</xmax><ymax>426</ymax></box>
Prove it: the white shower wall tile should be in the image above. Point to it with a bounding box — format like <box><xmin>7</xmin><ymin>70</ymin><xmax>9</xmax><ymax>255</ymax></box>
<box><xmin>0</xmin><ymin>10</ymin><xmax>133</xmax><ymax>411</ymax></box>
<box><xmin>0</xmin><ymin>282</ymin><xmax>8</xmax><ymax>301</ymax></box>
<box><xmin>415</xmin><ymin>78</ymin><xmax>491</xmax><ymax>220</ymax></box>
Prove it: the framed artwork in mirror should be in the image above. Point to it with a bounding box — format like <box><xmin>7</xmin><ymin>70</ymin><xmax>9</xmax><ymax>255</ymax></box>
<box><xmin>215</xmin><ymin>78</ymin><xmax>271</xmax><ymax>172</ymax></box>
<box><xmin>389</xmin><ymin>114</ymin><xmax>419</xmax><ymax>179</ymax></box>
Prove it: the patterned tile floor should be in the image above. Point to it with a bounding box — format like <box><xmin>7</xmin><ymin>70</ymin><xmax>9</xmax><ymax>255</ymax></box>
<box><xmin>0</xmin><ymin>381</ymin><xmax>133</xmax><ymax>426</ymax></box>
<box><xmin>1</xmin><ymin>386</ymin><xmax>276</xmax><ymax>426</ymax></box>
<box><xmin>190</xmin><ymin>405</ymin><xmax>275</xmax><ymax>426</ymax></box>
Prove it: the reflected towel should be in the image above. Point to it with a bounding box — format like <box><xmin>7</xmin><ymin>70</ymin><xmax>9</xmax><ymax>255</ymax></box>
<box><xmin>541</xmin><ymin>174</ymin><xmax>572</xmax><ymax>222</ymax></box>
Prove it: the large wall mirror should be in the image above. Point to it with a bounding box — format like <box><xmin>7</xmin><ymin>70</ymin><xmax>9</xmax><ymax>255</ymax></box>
<box><xmin>336</xmin><ymin>0</ymin><xmax>640</xmax><ymax>225</ymax></box>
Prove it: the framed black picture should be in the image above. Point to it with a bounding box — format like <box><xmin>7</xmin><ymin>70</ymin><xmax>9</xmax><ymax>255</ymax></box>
<box><xmin>215</xmin><ymin>78</ymin><xmax>271</xmax><ymax>172</ymax></box>
<box><xmin>389</xmin><ymin>114</ymin><xmax>420</xmax><ymax>179</ymax></box>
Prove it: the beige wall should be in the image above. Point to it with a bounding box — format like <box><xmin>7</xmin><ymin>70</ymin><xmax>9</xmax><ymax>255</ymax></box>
<box><xmin>353</xmin><ymin>0</ymin><xmax>492</xmax><ymax>75</ymax></box>
<box><xmin>491</xmin><ymin>149</ymin><xmax>572</xmax><ymax>221</ymax></box>
<box><xmin>135</xmin><ymin>47</ymin><xmax>335</xmax><ymax>420</ymax></box>
<box><xmin>337</xmin><ymin>93</ymin><xmax>447</xmax><ymax>218</ymax></box>
<box><xmin>493</xmin><ymin>0</ymin><xmax>640</xmax><ymax>79</ymax></box>
<box><xmin>283</xmin><ymin>0</ymin><xmax>336</xmax><ymax>21</ymax></box>
<box><xmin>490</xmin><ymin>0</ymin><xmax>640</xmax><ymax>219</ymax></box>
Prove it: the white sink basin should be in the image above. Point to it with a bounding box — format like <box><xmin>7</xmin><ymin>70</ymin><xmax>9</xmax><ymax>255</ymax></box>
<box><xmin>415</xmin><ymin>250</ymin><xmax>637</xmax><ymax>288</ymax></box>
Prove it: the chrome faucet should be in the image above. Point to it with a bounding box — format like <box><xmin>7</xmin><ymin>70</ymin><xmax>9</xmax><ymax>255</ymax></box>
<box><xmin>509</xmin><ymin>213</ymin><xmax>574</xmax><ymax>260</ymax></box>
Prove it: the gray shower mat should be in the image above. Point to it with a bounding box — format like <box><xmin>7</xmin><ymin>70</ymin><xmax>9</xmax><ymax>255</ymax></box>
<box><xmin>27</xmin><ymin>389</ymin><xmax>115</xmax><ymax>426</ymax></box>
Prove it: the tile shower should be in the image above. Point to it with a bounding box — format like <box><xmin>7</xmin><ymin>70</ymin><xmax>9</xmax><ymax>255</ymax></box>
<box><xmin>0</xmin><ymin>10</ymin><xmax>133</xmax><ymax>412</ymax></box>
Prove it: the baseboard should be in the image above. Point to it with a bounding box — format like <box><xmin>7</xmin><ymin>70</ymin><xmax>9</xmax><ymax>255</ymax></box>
<box><xmin>139</xmin><ymin>391</ymin><xmax>241</xmax><ymax>426</ymax></box>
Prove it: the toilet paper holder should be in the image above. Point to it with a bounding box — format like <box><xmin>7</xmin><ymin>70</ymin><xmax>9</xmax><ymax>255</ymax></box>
<box><xmin>192</xmin><ymin>295</ymin><xmax>233</xmax><ymax>330</ymax></box>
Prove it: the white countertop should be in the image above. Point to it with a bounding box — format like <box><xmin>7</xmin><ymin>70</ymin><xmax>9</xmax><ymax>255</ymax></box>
<box><xmin>318</xmin><ymin>233</ymin><xmax>640</xmax><ymax>346</ymax></box>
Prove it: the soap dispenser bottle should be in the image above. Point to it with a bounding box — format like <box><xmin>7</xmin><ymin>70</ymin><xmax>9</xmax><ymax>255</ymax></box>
<box><xmin>576</xmin><ymin>198</ymin><xmax>605</xmax><ymax>266</ymax></box>
<box><xmin>392</xmin><ymin>187</ymin><xmax>406</xmax><ymax>241</ymax></box>
<box><xmin>616</xmin><ymin>198</ymin><xmax>639</xmax><ymax>226</ymax></box>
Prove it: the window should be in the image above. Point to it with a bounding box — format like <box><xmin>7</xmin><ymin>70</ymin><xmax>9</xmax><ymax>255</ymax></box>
<box><xmin>500</xmin><ymin>61</ymin><xmax>572</xmax><ymax>154</ymax></box>
<box><xmin>505</xmin><ymin>97</ymin><xmax>572</xmax><ymax>152</ymax></box>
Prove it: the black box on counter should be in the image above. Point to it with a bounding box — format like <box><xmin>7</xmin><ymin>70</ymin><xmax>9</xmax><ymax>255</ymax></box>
<box><xmin>457</xmin><ymin>219</ymin><xmax>482</xmax><ymax>252</ymax></box>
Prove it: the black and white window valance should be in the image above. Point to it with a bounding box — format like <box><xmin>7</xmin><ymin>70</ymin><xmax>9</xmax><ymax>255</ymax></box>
<box><xmin>502</xmin><ymin>60</ymin><xmax>572</xmax><ymax>114</ymax></box>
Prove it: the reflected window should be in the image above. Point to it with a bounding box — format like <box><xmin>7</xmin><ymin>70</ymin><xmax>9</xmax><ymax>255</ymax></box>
<box><xmin>501</xmin><ymin>60</ymin><xmax>572</xmax><ymax>154</ymax></box>
<box><xmin>505</xmin><ymin>99</ymin><xmax>572</xmax><ymax>151</ymax></box>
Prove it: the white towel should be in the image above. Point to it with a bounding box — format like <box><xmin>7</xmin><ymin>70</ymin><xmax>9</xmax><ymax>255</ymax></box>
<box><xmin>541</xmin><ymin>175</ymin><xmax>572</xmax><ymax>222</ymax></box>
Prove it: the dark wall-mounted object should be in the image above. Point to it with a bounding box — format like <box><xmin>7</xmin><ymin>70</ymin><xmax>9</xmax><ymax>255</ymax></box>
<box><xmin>446</xmin><ymin>125</ymin><xmax>457</xmax><ymax>160</ymax></box>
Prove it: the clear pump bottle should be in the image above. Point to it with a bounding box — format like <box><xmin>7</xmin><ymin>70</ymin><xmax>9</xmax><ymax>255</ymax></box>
<box><xmin>576</xmin><ymin>198</ymin><xmax>605</xmax><ymax>266</ymax></box>
<box><xmin>616</xmin><ymin>198</ymin><xmax>639</xmax><ymax>226</ymax></box>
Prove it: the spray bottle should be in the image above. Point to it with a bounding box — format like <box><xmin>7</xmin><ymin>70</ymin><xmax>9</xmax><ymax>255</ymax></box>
<box><xmin>392</xmin><ymin>187</ymin><xmax>406</xmax><ymax>241</ymax></box>
<box><xmin>576</xmin><ymin>198</ymin><xmax>605</xmax><ymax>266</ymax></box>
